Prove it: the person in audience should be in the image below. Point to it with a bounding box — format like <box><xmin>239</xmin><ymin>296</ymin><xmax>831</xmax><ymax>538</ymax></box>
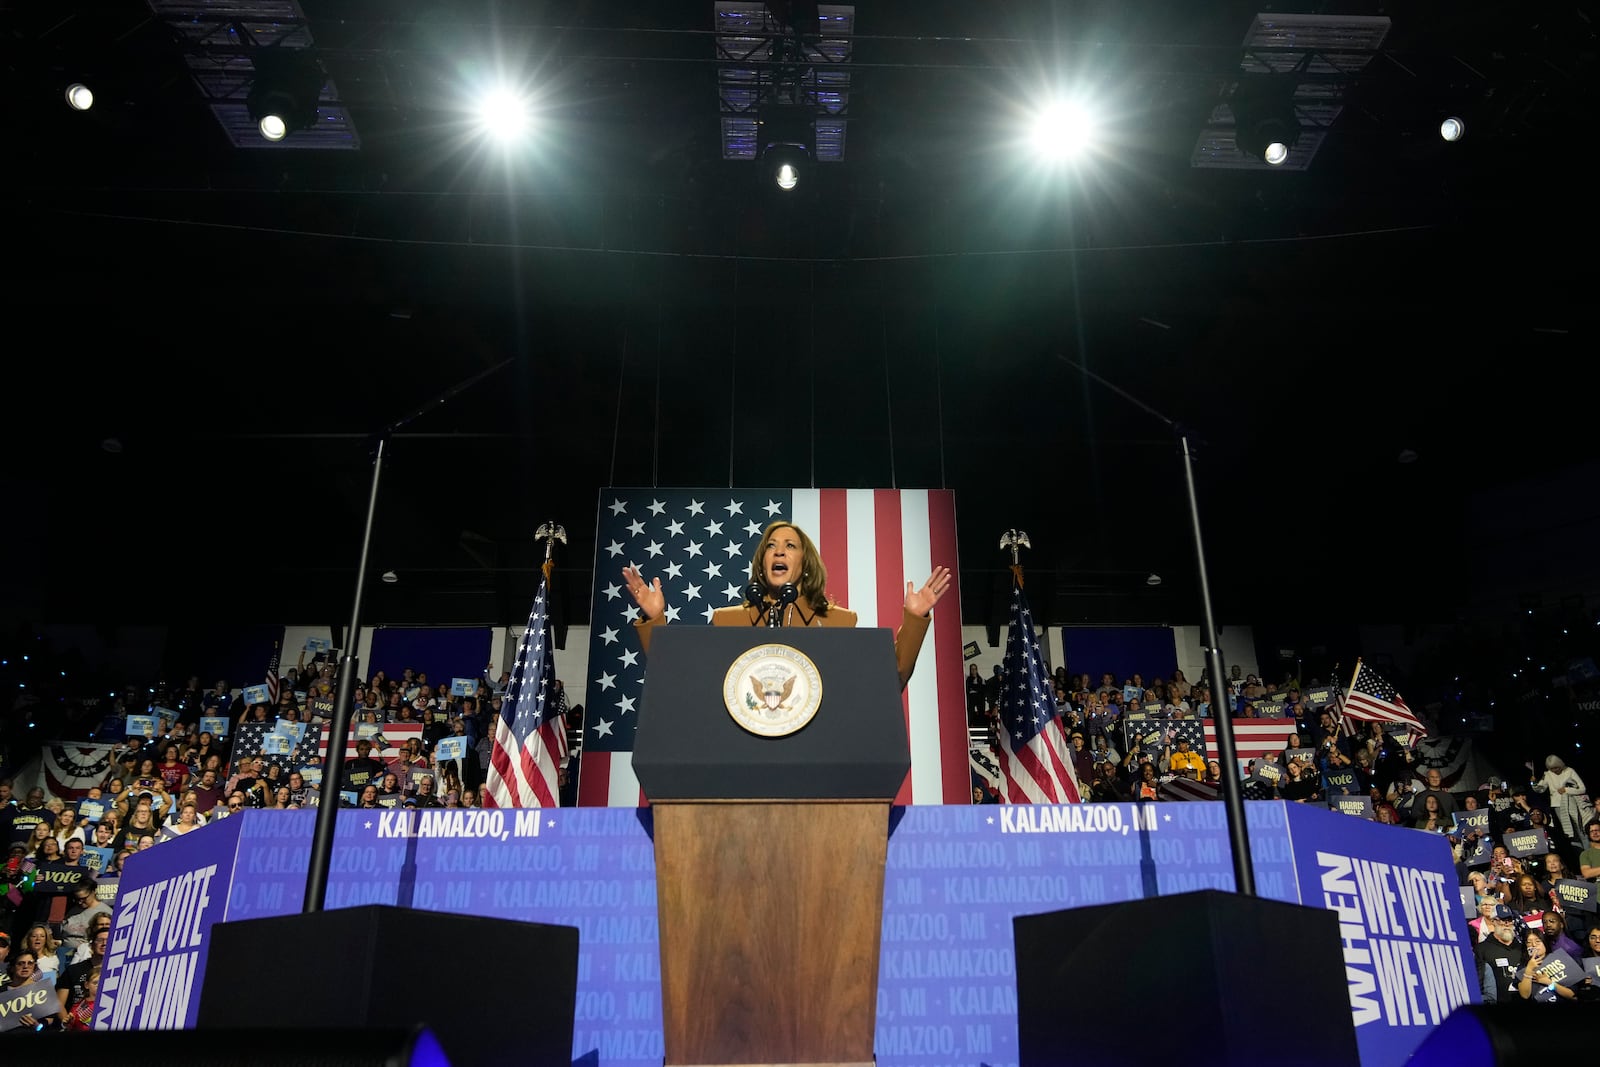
<box><xmin>343</xmin><ymin>739</ymin><xmax>385</xmax><ymax>792</ymax></box>
<box><xmin>1585</xmin><ymin>924</ymin><xmax>1600</xmax><ymax>961</ymax></box>
<box><xmin>412</xmin><ymin>775</ymin><xmax>442</xmax><ymax>808</ymax></box>
<box><xmin>50</xmin><ymin>808</ymin><xmax>85</xmax><ymax>848</ymax></box>
<box><xmin>1476</xmin><ymin>904</ymin><xmax>1526</xmax><ymax>1003</ymax></box>
<box><xmin>1</xmin><ymin>949</ymin><xmax>47</xmax><ymax>1028</ymax></box>
<box><xmin>58</xmin><ymin>881</ymin><xmax>110</xmax><ymax>953</ymax></box>
<box><xmin>1531</xmin><ymin>754</ymin><xmax>1591</xmax><ymax>852</ymax></box>
<box><xmin>113</xmin><ymin>800</ymin><xmax>160</xmax><ymax>851</ymax></box>
<box><xmin>357</xmin><ymin>785</ymin><xmax>381</xmax><ymax>809</ymax></box>
<box><xmin>1467</xmin><ymin>895</ymin><xmax>1499</xmax><ymax>944</ymax></box>
<box><xmin>1506</xmin><ymin>874</ymin><xmax>1547</xmax><ymax>923</ymax></box>
<box><xmin>1412</xmin><ymin>794</ymin><xmax>1450</xmax><ymax>833</ymax></box>
<box><xmin>1539</xmin><ymin>910</ymin><xmax>1583</xmax><ymax>958</ymax></box>
<box><xmin>33</xmin><ymin>837</ymin><xmax>61</xmax><ymax>864</ymax></box>
<box><xmin>1515</xmin><ymin>930</ymin><xmax>1577</xmax><ymax>1002</ymax></box>
<box><xmin>459</xmin><ymin>788</ymin><xmax>479</xmax><ymax>808</ymax></box>
<box><xmin>1281</xmin><ymin>757</ymin><xmax>1320</xmax><ymax>803</ymax></box>
<box><xmin>190</xmin><ymin>769</ymin><xmax>224</xmax><ymax>815</ymax></box>
<box><xmin>376</xmin><ymin>773</ymin><xmax>405</xmax><ymax>807</ymax></box>
<box><xmin>286</xmin><ymin>771</ymin><xmax>314</xmax><ymax>807</ymax></box>
<box><xmin>23</xmin><ymin>924</ymin><xmax>63</xmax><ymax>982</ymax></box>
<box><xmin>1416</xmin><ymin>767</ymin><xmax>1458</xmax><ymax>818</ymax></box>
<box><xmin>1581</xmin><ymin>819</ymin><xmax>1600</xmax><ymax>881</ymax></box>
<box><xmin>24</xmin><ymin>821</ymin><xmax>53</xmax><ymax>855</ymax></box>
<box><xmin>164</xmin><ymin>802</ymin><xmax>204</xmax><ymax>838</ymax></box>
<box><xmin>1069</xmin><ymin>733</ymin><xmax>1094</xmax><ymax>786</ymax></box>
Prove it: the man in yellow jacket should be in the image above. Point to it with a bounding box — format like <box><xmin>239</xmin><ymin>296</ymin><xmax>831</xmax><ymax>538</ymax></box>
<box><xmin>1167</xmin><ymin>737</ymin><xmax>1207</xmax><ymax>778</ymax></box>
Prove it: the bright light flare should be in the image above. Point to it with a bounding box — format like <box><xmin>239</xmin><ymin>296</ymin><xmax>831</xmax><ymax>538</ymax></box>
<box><xmin>1028</xmin><ymin>99</ymin><xmax>1097</xmax><ymax>162</ymax></box>
<box><xmin>65</xmin><ymin>83</ymin><xmax>94</xmax><ymax>111</ymax></box>
<box><xmin>259</xmin><ymin>114</ymin><xmax>287</xmax><ymax>141</ymax></box>
<box><xmin>775</xmin><ymin>163</ymin><xmax>799</xmax><ymax>190</ymax></box>
<box><xmin>477</xmin><ymin>88</ymin><xmax>532</xmax><ymax>142</ymax></box>
<box><xmin>1440</xmin><ymin>116</ymin><xmax>1465</xmax><ymax>142</ymax></box>
<box><xmin>1264</xmin><ymin>140</ymin><xmax>1289</xmax><ymax>166</ymax></box>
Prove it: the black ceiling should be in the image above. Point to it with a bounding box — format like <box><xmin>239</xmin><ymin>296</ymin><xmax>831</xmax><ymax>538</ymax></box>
<box><xmin>3</xmin><ymin>0</ymin><xmax>1596</xmax><ymax>634</ymax></box>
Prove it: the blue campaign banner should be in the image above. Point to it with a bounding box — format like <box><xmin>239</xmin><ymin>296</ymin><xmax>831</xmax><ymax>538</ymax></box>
<box><xmin>450</xmin><ymin>677</ymin><xmax>478</xmax><ymax>697</ymax></box>
<box><xmin>199</xmin><ymin>716</ymin><xmax>230</xmax><ymax>738</ymax></box>
<box><xmin>126</xmin><ymin>714</ymin><xmax>157</xmax><ymax>738</ymax></box>
<box><xmin>95</xmin><ymin>813</ymin><xmax>243</xmax><ymax>1031</ymax></box>
<box><xmin>97</xmin><ymin>804</ymin><xmax>1475</xmax><ymax>1067</ymax></box>
<box><xmin>241</xmin><ymin>685</ymin><xmax>271</xmax><ymax>708</ymax></box>
<box><xmin>433</xmin><ymin>736</ymin><xmax>468</xmax><ymax>762</ymax></box>
<box><xmin>1282</xmin><ymin>803</ymin><xmax>1476</xmax><ymax>1067</ymax></box>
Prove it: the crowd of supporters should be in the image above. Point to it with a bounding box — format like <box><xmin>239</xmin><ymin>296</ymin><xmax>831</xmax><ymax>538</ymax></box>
<box><xmin>0</xmin><ymin>659</ymin><xmax>580</xmax><ymax>1032</ymax></box>
<box><xmin>968</xmin><ymin>661</ymin><xmax>1600</xmax><ymax>1002</ymax></box>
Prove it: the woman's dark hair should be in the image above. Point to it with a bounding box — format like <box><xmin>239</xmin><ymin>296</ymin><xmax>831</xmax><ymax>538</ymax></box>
<box><xmin>750</xmin><ymin>521</ymin><xmax>830</xmax><ymax>614</ymax></box>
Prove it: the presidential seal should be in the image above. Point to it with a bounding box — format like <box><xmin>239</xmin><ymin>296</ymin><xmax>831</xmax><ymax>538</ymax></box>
<box><xmin>723</xmin><ymin>643</ymin><xmax>824</xmax><ymax>738</ymax></box>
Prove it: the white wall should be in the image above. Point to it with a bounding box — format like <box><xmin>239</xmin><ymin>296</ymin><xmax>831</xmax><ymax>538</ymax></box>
<box><xmin>1171</xmin><ymin>624</ymin><xmax>1258</xmax><ymax>685</ymax></box>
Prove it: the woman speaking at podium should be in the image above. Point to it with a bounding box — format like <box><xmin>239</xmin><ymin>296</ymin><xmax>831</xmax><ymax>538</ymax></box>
<box><xmin>622</xmin><ymin>519</ymin><xmax>951</xmax><ymax>690</ymax></box>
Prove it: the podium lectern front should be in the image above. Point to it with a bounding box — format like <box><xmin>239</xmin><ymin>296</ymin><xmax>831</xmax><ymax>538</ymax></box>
<box><xmin>633</xmin><ymin>626</ymin><xmax>910</xmax><ymax>1067</ymax></box>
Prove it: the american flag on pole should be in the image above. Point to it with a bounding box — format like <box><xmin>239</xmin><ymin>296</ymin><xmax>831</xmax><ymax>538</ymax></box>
<box><xmin>993</xmin><ymin>576</ymin><xmax>1081</xmax><ymax>804</ymax></box>
<box><xmin>577</xmin><ymin>488</ymin><xmax>967</xmax><ymax>807</ymax></box>
<box><xmin>1340</xmin><ymin>659</ymin><xmax>1426</xmax><ymax>744</ymax></box>
<box><xmin>265</xmin><ymin>641</ymin><xmax>281</xmax><ymax>705</ymax></box>
<box><xmin>483</xmin><ymin>568</ymin><xmax>565</xmax><ymax>809</ymax></box>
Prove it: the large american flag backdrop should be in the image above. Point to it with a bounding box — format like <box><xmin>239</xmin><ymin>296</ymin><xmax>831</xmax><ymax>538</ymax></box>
<box><xmin>576</xmin><ymin>488</ymin><xmax>967</xmax><ymax>807</ymax></box>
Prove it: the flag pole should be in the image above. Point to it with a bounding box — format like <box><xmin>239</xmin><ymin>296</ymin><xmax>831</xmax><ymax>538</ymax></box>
<box><xmin>302</xmin><ymin>359</ymin><xmax>513</xmax><ymax>914</ymax></box>
<box><xmin>1058</xmin><ymin>353</ymin><xmax>1255</xmax><ymax>896</ymax></box>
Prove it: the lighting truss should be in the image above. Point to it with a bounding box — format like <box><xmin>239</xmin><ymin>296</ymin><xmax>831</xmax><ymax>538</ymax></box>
<box><xmin>1191</xmin><ymin>13</ymin><xmax>1390</xmax><ymax>171</ymax></box>
<box><xmin>713</xmin><ymin>2</ymin><xmax>854</xmax><ymax>163</ymax></box>
<box><xmin>146</xmin><ymin>0</ymin><xmax>359</xmax><ymax>149</ymax></box>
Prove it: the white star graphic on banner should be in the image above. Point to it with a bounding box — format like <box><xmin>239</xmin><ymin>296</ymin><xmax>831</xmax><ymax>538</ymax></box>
<box><xmin>724</xmin><ymin>499</ymin><xmax>744</xmax><ymax>516</ymax></box>
<box><xmin>764</xmin><ymin>499</ymin><xmax>783</xmax><ymax>515</ymax></box>
<box><xmin>623</xmin><ymin>606</ymin><xmax>641</xmax><ymax>621</ymax></box>
<box><xmin>686</xmin><ymin>499</ymin><xmax>705</xmax><ymax>515</ymax></box>
<box><xmin>600</xmin><ymin>626</ymin><xmax>619</xmax><ymax>645</ymax></box>
<box><xmin>364</xmin><ymin>821</ymin><xmax>373</xmax><ymax>829</ymax></box>
<box><xmin>617</xmin><ymin>695</ymin><xmax>637</xmax><ymax>713</ymax></box>
<box><xmin>648</xmin><ymin>499</ymin><xmax>666</xmax><ymax>515</ymax></box>
<box><xmin>704</xmin><ymin>519</ymin><xmax>723</xmax><ymax>537</ymax></box>
<box><xmin>620</xmin><ymin>648</ymin><xmax>639</xmax><ymax>667</ymax></box>
<box><xmin>645</xmin><ymin>540</ymin><xmax>664</xmax><ymax>557</ymax></box>
<box><xmin>595</xmin><ymin>672</ymin><xmax>617</xmax><ymax>691</ymax></box>
<box><xmin>702</xmin><ymin>605</ymin><xmax>716</xmax><ymax>622</ymax></box>
<box><xmin>723</xmin><ymin>582</ymin><xmax>743</xmax><ymax>601</ymax></box>
<box><xmin>627</xmin><ymin>518</ymin><xmax>646</xmax><ymax>536</ymax></box>
<box><xmin>722</xmin><ymin>540</ymin><xmax>743</xmax><ymax>557</ymax></box>
<box><xmin>684</xmin><ymin>540</ymin><xmax>703</xmax><ymax>558</ymax></box>
<box><xmin>664</xmin><ymin>605</ymin><xmax>681</xmax><ymax>622</ymax></box>
<box><xmin>602</xmin><ymin>582</ymin><xmax>622</xmax><ymax>601</ymax></box>
<box><xmin>608</xmin><ymin>499</ymin><xmax>628</xmax><ymax>515</ymax></box>
<box><xmin>703</xmin><ymin>561</ymin><xmax>722</xmax><ymax>579</ymax></box>
<box><xmin>593</xmin><ymin>718</ymin><xmax>614</xmax><ymax>738</ymax></box>
<box><xmin>664</xmin><ymin>561</ymin><xmax>683</xmax><ymax>579</ymax></box>
<box><xmin>743</xmin><ymin>519</ymin><xmax>762</xmax><ymax>537</ymax></box>
<box><xmin>605</xmin><ymin>540</ymin><xmax>624</xmax><ymax>557</ymax></box>
<box><xmin>682</xmin><ymin>582</ymin><xmax>702</xmax><ymax>601</ymax></box>
<box><xmin>665</xmin><ymin>519</ymin><xmax>685</xmax><ymax>537</ymax></box>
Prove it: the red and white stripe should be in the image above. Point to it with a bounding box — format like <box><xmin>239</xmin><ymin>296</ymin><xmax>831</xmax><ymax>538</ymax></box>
<box><xmin>484</xmin><ymin>715</ymin><xmax>561</xmax><ymax>809</ymax></box>
<box><xmin>576</xmin><ymin>750</ymin><xmax>645</xmax><ymax>808</ymax></box>
<box><xmin>793</xmin><ymin>488</ymin><xmax>966</xmax><ymax>805</ymax></box>
<box><xmin>996</xmin><ymin>716</ymin><xmax>1082</xmax><ymax>804</ymax></box>
<box><xmin>317</xmin><ymin>723</ymin><xmax>425</xmax><ymax>763</ymax></box>
<box><xmin>1204</xmin><ymin>719</ymin><xmax>1301</xmax><ymax>768</ymax></box>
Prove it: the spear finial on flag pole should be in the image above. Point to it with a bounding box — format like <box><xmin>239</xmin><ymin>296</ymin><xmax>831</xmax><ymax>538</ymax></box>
<box><xmin>999</xmin><ymin>528</ymin><xmax>1030</xmax><ymax>587</ymax></box>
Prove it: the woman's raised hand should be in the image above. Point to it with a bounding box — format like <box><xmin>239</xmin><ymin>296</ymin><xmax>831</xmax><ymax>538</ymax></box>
<box><xmin>622</xmin><ymin>565</ymin><xmax>666</xmax><ymax>621</ymax></box>
<box><xmin>904</xmin><ymin>565</ymin><xmax>953</xmax><ymax>618</ymax></box>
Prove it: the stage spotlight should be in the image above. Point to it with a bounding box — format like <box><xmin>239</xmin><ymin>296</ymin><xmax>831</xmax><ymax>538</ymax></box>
<box><xmin>476</xmin><ymin>88</ymin><xmax>532</xmax><ymax>142</ymax></box>
<box><xmin>1232</xmin><ymin>77</ymin><xmax>1300</xmax><ymax>166</ymax></box>
<box><xmin>245</xmin><ymin>48</ymin><xmax>327</xmax><ymax>143</ymax></box>
<box><xmin>765</xmin><ymin>145</ymin><xmax>809</xmax><ymax>191</ymax></box>
<box><xmin>1440</xmin><ymin>116</ymin><xmax>1465</xmax><ymax>142</ymax></box>
<box><xmin>65</xmin><ymin>83</ymin><xmax>94</xmax><ymax>112</ymax></box>
<box><xmin>1029</xmin><ymin>99</ymin><xmax>1096</xmax><ymax>161</ymax></box>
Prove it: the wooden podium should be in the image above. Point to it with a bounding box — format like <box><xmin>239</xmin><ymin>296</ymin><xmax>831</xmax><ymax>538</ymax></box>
<box><xmin>633</xmin><ymin>627</ymin><xmax>910</xmax><ymax>1067</ymax></box>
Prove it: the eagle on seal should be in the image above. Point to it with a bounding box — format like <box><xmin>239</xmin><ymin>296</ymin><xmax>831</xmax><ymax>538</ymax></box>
<box><xmin>749</xmin><ymin>672</ymin><xmax>797</xmax><ymax>712</ymax></box>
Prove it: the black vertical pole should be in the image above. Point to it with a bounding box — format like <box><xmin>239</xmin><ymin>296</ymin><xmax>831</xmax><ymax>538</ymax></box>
<box><xmin>1179</xmin><ymin>434</ymin><xmax>1255</xmax><ymax>896</ymax></box>
<box><xmin>303</xmin><ymin>434</ymin><xmax>386</xmax><ymax>913</ymax></box>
